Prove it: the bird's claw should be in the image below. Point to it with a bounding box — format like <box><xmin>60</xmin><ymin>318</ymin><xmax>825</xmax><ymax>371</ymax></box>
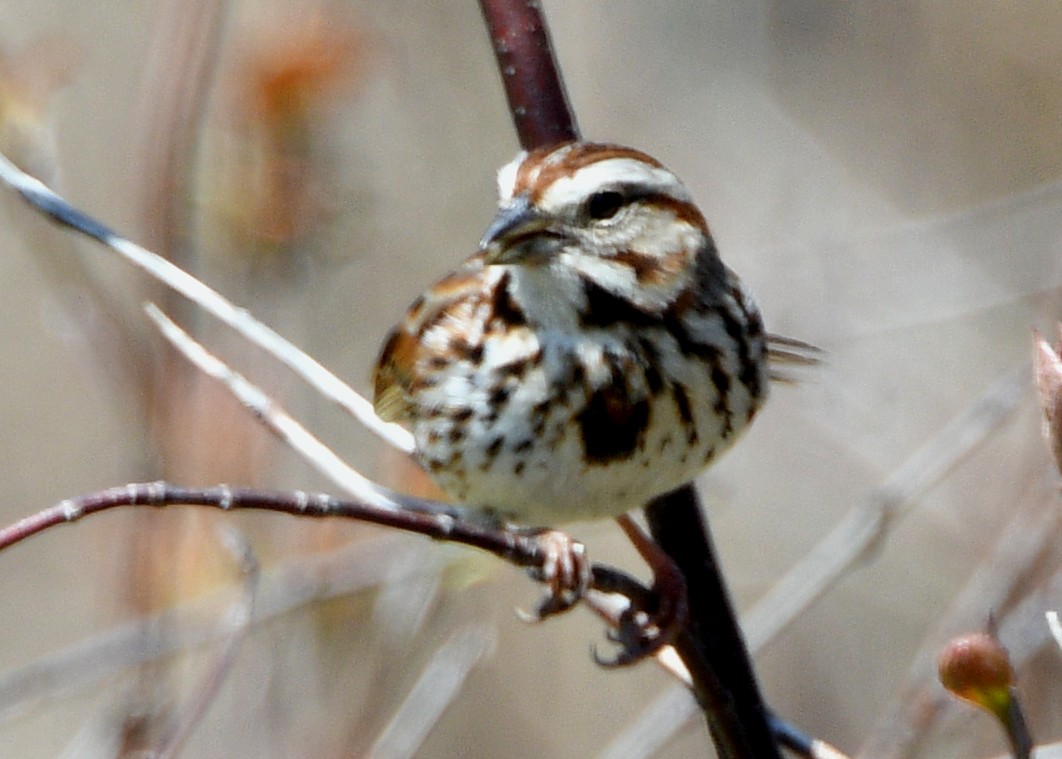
<box><xmin>516</xmin><ymin>529</ymin><xmax>591</xmax><ymax>622</ymax></box>
<box><xmin>592</xmin><ymin>577</ymin><xmax>687</xmax><ymax>667</ymax></box>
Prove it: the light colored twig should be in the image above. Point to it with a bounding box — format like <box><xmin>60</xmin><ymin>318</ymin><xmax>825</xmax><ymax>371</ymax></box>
<box><xmin>743</xmin><ymin>364</ymin><xmax>1027</xmax><ymax>655</ymax></box>
<box><xmin>1048</xmin><ymin>610</ymin><xmax>1062</xmax><ymax>652</ymax></box>
<box><xmin>155</xmin><ymin>527</ymin><xmax>259</xmax><ymax>759</ymax></box>
<box><xmin>0</xmin><ymin>149</ymin><xmax>414</xmax><ymax>455</ymax></box>
<box><xmin>0</xmin><ymin>531</ymin><xmax>425</xmax><ymax>722</ymax></box>
<box><xmin>602</xmin><ymin>367</ymin><xmax>1027</xmax><ymax>759</ymax></box>
<box><xmin>145</xmin><ymin>303</ymin><xmax>410</xmax><ymax>509</ymax></box>
<box><xmin>369</xmin><ymin>625</ymin><xmax>496</xmax><ymax>759</ymax></box>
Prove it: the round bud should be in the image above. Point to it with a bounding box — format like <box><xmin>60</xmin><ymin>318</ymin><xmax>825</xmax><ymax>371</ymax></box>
<box><xmin>938</xmin><ymin>632</ymin><xmax>1013</xmax><ymax>716</ymax></box>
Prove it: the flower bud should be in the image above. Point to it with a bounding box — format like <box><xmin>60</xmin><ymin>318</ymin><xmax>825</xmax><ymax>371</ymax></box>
<box><xmin>938</xmin><ymin>632</ymin><xmax>1013</xmax><ymax>718</ymax></box>
<box><xmin>1033</xmin><ymin>326</ymin><xmax>1062</xmax><ymax>476</ymax></box>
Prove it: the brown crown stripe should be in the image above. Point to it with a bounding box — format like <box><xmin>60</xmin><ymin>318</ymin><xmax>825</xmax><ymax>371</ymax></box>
<box><xmin>513</xmin><ymin>143</ymin><xmax>667</xmax><ymax>200</ymax></box>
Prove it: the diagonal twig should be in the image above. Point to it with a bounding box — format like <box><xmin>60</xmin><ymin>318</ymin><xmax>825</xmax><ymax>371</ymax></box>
<box><xmin>743</xmin><ymin>365</ymin><xmax>1027</xmax><ymax>655</ymax></box>
<box><xmin>369</xmin><ymin>625</ymin><xmax>497</xmax><ymax>759</ymax></box>
<box><xmin>0</xmin><ymin>150</ymin><xmax>413</xmax><ymax>456</ymax></box>
<box><xmin>0</xmin><ymin>531</ymin><xmax>424</xmax><ymax>722</ymax></box>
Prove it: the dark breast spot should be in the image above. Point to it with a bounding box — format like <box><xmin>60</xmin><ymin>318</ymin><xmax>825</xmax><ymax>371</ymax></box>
<box><xmin>671</xmin><ymin>382</ymin><xmax>694</xmax><ymax>425</ymax></box>
<box><xmin>577</xmin><ymin>381</ymin><xmax>651</xmax><ymax>465</ymax></box>
<box><xmin>578</xmin><ymin>278</ymin><xmax>658</xmax><ymax>329</ymax></box>
<box><xmin>489</xmin><ymin>384</ymin><xmax>512</xmax><ymax>408</ymax></box>
<box><xmin>672</xmin><ymin>381</ymin><xmax>702</xmax><ymax>447</ymax></box>
<box><xmin>480</xmin><ymin>436</ymin><xmax>504</xmax><ymax>471</ymax></box>
<box><xmin>488</xmin><ymin>271</ymin><xmax>527</xmax><ymax>327</ymax></box>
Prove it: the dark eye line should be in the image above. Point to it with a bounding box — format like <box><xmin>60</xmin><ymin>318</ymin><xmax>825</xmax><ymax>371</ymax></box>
<box><xmin>583</xmin><ymin>184</ymin><xmax>646</xmax><ymax>221</ymax></box>
<box><xmin>582</xmin><ymin>183</ymin><xmax>674</xmax><ymax>223</ymax></box>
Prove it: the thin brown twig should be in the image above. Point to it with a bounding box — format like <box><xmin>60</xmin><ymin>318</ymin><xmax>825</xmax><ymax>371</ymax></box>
<box><xmin>0</xmin><ymin>483</ymin><xmax>501</xmax><ymax>564</ymax></box>
<box><xmin>0</xmin><ymin>482</ymin><xmax>660</xmax><ymax>623</ymax></box>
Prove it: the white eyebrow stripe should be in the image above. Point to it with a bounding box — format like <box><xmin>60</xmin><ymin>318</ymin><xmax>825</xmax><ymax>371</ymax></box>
<box><xmin>496</xmin><ymin>151</ymin><xmax>526</xmax><ymax>202</ymax></box>
<box><xmin>539</xmin><ymin>158</ymin><xmax>690</xmax><ymax>211</ymax></box>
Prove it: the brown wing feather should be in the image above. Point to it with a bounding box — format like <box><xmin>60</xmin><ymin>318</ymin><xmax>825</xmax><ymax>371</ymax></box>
<box><xmin>372</xmin><ymin>327</ymin><xmax>419</xmax><ymax>422</ymax></box>
<box><xmin>372</xmin><ymin>253</ymin><xmax>489</xmax><ymax>423</ymax></box>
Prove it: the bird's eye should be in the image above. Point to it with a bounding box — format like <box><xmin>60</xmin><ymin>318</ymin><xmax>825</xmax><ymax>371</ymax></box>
<box><xmin>584</xmin><ymin>190</ymin><xmax>625</xmax><ymax>221</ymax></box>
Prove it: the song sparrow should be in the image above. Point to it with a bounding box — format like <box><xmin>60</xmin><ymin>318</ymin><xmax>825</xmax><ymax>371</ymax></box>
<box><xmin>374</xmin><ymin>142</ymin><xmax>768</xmax><ymax>525</ymax></box>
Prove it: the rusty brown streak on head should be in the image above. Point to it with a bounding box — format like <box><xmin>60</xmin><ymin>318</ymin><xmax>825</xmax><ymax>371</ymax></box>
<box><xmin>512</xmin><ymin>143</ymin><xmax>667</xmax><ymax>201</ymax></box>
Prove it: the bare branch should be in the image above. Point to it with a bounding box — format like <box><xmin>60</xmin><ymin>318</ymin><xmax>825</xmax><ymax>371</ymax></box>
<box><xmin>145</xmin><ymin>303</ymin><xmax>391</xmax><ymax>503</ymax></box>
<box><xmin>0</xmin><ymin>481</ymin><xmax>672</xmax><ymax>663</ymax></box>
<box><xmin>0</xmin><ymin>483</ymin><xmax>508</xmax><ymax>566</ymax></box>
<box><xmin>478</xmin><ymin>0</ymin><xmax>578</xmax><ymax>149</ymax></box>
<box><xmin>0</xmin><ymin>149</ymin><xmax>413</xmax><ymax>455</ymax></box>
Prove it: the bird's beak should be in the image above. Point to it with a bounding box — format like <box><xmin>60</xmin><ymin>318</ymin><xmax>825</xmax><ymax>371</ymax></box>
<box><xmin>479</xmin><ymin>194</ymin><xmax>564</xmax><ymax>265</ymax></box>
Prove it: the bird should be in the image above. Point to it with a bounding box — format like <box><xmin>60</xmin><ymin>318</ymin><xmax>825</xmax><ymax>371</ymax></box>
<box><xmin>373</xmin><ymin>141</ymin><xmax>770</xmax><ymax>527</ymax></box>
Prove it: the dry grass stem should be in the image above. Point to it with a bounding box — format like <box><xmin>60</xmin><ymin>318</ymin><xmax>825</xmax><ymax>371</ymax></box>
<box><xmin>145</xmin><ymin>303</ymin><xmax>395</xmax><ymax>502</ymax></box>
<box><xmin>369</xmin><ymin>625</ymin><xmax>496</xmax><ymax>759</ymax></box>
<box><xmin>0</xmin><ymin>532</ymin><xmax>425</xmax><ymax>723</ymax></box>
<box><xmin>743</xmin><ymin>365</ymin><xmax>1027</xmax><ymax>655</ymax></box>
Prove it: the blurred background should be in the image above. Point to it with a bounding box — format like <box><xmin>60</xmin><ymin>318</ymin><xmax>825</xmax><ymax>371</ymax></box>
<box><xmin>0</xmin><ymin>1</ymin><xmax>1059</xmax><ymax>757</ymax></box>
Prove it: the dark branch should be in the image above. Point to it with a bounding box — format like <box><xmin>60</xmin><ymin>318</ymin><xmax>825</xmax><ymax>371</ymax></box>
<box><xmin>646</xmin><ymin>486</ymin><xmax>783</xmax><ymax>759</ymax></box>
<box><xmin>478</xmin><ymin>0</ymin><xmax>579</xmax><ymax>150</ymax></box>
<box><xmin>474</xmin><ymin>2</ymin><xmax>785</xmax><ymax>756</ymax></box>
<box><xmin>0</xmin><ymin>482</ymin><xmax>652</xmax><ymax>609</ymax></box>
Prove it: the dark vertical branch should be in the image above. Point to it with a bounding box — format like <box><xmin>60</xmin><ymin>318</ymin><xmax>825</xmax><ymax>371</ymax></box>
<box><xmin>646</xmin><ymin>486</ymin><xmax>782</xmax><ymax>759</ymax></box>
<box><xmin>475</xmin><ymin>3</ymin><xmax>780</xmax><ymax>757</ymax></box>
<box><xmin>478</xmin><ymin>0</ymin><xmax>579</xmax><ymax>150</ymax></box>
